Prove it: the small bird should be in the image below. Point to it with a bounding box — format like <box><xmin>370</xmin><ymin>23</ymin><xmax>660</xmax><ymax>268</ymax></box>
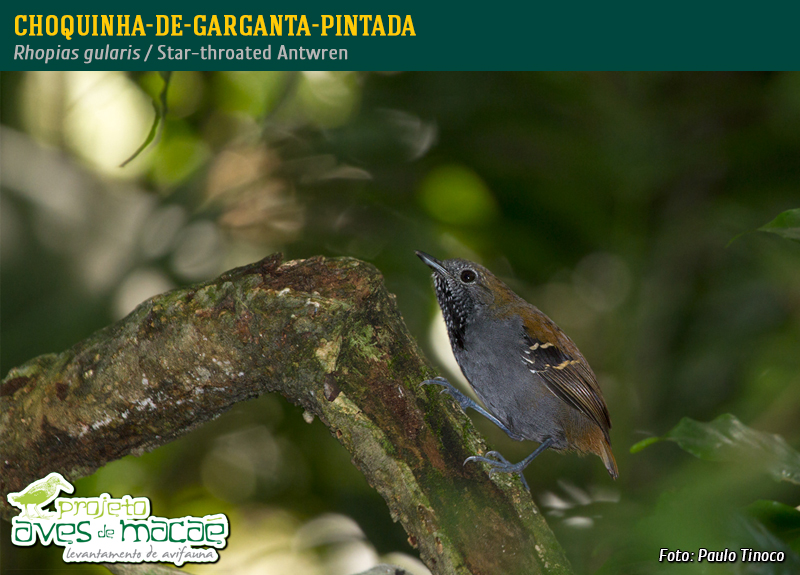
<box><xmin>417</xmin><ymin>251</ymin><xmax>618</xmax><ymax>490</ymax></box>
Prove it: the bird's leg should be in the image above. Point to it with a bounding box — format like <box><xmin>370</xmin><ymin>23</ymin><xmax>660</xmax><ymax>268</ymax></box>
<box><xmin>421</xmin><ymin>377</ymin><xmax>521</xmax><ymax>440</ymax></box>
<box><xmin>464</xmin><ymin>438</ymin><xmax>556</xmax><ymax>491</ymax></box>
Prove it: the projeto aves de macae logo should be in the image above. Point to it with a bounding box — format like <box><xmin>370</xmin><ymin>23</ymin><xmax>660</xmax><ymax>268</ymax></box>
<box><xmin>7</xmin><ymin>472</ymin><xmax>229</xmax><ymax>565</ymax></box>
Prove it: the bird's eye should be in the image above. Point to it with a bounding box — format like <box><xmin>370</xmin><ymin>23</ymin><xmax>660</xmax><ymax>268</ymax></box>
<box><xmin>460</xmin><ymin>269</ymin><xmax>477</xmax><ymax>283</ymax></box>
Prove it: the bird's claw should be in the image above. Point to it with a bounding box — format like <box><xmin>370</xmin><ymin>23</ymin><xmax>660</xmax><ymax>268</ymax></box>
<box><xmin>464</xmin><ymin>451</ymin><xmax>514</xmax><ymax>469</ymax></box>
<box><xmin>420</xmin><ymin>377</ymin><xmax>453</xmax><ymax>390</ymax></box>
<box><xmin>464</xmin><ymin>451</ymin><xmax>531</xmax><ymax>492</ymax></box>
<box><xmin>421</xmin><ymin>378</ymin><xmax>471</xmax><ymax>410</ymax></box>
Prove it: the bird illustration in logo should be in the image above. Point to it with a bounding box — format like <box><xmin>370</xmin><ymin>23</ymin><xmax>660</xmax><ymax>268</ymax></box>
<box><xmin>7</xmin><ymin>472</ymin><xmax>74</xmax><ymax>519</ymax></box>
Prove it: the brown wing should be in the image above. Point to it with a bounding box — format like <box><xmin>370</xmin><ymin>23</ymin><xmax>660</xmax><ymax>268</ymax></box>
<box><xmin>521</xmin><ymin>311</ymin><xmax>612</xmax><ymax>440</ymax></box>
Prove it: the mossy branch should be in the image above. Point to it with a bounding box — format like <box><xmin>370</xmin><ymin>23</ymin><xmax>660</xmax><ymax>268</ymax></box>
<box><xmin>0</xmin><ymin>254</ymin><xmax>573</xmax><ymax>575</ymax></box>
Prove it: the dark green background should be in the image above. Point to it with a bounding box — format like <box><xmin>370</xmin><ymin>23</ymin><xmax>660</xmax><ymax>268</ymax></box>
<box><xmin>2</xmin><ymin>70</ymin><xmax>800</xmax><ymax>574</ymax></box>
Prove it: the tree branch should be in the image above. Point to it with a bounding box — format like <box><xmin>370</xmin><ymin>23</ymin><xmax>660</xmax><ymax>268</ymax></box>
<box><xmin>1</xmin><ymin>254</ymin><xmax>573</xmax><ymax>575</ymax></box>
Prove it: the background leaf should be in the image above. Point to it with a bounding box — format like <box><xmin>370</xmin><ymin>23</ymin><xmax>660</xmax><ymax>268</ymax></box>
<box><xmin>632</xmin><ymin>414</ymin><xmax>800</xmax><ymax>484</ymax></box>
<box><xmin>735</xmin><ymin>516</ymin><xmax>800</xmax><ymax>575</ymax></box>
<box><xmin>758</xmin><ymin>208</ymin><xmax>800</xmax><ymax>242</ymax></box>
<box><xmin>746</xmin><ymin>500</ymin><xmax>800</xmax><ymax>554</ymax></box>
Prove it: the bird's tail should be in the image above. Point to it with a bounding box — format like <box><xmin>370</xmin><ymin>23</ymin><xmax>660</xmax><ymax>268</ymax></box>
<box><xmin>601</xmin><ymin>440</ymin><xmax>619</xmax><ymax>480</ymax></box>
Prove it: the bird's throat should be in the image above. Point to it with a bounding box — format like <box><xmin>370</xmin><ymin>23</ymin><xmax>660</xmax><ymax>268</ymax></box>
<box><xmin>434</xmin><ymin>276</ymin><xmax>472</xmax><ymax>351</ymax></box>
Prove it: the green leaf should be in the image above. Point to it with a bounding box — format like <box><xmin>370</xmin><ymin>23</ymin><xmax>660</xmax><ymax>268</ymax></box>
<box><xmin>630</xmin><ymin>413</ymin><xmax>800</xmax><ymax>484</ymax></box>
<box><xmin>728</xmin><ymin>207</ymin><xmax>800</xmax><ymax>245</ymax></box>
<box><xmin>120</xmin><ymin>71</ymin><xmax>172</xmax><ymax>167</ymax></box>
<box><xmin>758</xmin><ymin>208</ymin><xmax>800</xmax><ymax>242</ymax></box>
<box><xmin>747</xmin><ymin>500</ymin><xmax>800</xmax><ymax>542</ymax></box>
<box><xmin>736</xmin><ymin>516</ymin><xmax>800</xmax><ymax>572</ymax></box>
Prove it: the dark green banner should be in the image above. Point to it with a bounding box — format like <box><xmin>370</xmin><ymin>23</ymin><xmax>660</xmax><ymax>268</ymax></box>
<box><xmin>3</xmin><ymin>0</ymin><xmax>800</xmax><ymax>70</ymax></box>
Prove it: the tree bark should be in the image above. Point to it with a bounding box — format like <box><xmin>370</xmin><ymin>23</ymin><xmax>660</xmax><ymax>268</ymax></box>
<box><xmin>0</xmin><ymin>254</ymin><xmax>573</xmax><ymax>575</ymax></box>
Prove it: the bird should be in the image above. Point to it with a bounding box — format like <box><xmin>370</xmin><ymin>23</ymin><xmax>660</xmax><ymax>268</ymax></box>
<box><xmin>416</xmin><ymin>251</ymin><xmax>618</xmax><ymax>490</ymax></box>
<box><xmin>8</xmin><ymin>472</ymin><xmax>74</xmax><ymax>518</ymax></box>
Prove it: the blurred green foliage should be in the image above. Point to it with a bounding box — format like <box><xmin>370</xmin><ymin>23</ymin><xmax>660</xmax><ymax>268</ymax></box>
<box><xmin>2</xmin><ymin>72</ymin><xmax>800</xmax><ymax>574</ymax></box>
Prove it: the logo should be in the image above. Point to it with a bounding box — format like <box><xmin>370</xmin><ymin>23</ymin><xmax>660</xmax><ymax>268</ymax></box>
<box><xmin>8</xmin><ymin>473</ymin><xmax>229</xmax><ymax>566</ymax></box>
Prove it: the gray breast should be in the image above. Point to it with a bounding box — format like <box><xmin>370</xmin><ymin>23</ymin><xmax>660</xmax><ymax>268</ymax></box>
<box><xmin>453</xmin><ymin>314</ymin><xmax>569</xmax><ymax>448</ymax></box>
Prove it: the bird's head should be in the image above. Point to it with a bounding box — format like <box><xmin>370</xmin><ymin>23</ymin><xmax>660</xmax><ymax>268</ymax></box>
<box><xmin>44</xmin><ymin>472</ymin><xmax>74</xmax><ymax>494</ymax></box>
<box><xmin>416</xmin><ymin>251</ymin><xmax>517</xmax><ymax>349</ymax></box>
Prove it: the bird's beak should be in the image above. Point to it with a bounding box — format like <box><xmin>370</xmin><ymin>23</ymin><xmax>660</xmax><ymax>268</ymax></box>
<box><xmin>415</xmin><ymin>251</ymin><xmax>449</xmax><ymax>277</ymax></box>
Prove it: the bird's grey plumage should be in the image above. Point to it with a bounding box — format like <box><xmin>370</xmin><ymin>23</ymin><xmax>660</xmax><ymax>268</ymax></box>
<box><xmin>417</xmin><ymin>251</ymin><xmax>618</xmax><ymax>482</ymax></box>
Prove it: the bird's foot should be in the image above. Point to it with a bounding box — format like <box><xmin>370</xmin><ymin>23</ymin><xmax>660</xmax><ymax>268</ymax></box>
<box><xmin>464</xmin><ymin>439</ymin><xmax>555</xmax><ymax>492</ymax></box>
<box><xmin>465</xmin><ymin>451</ymin><xmax>531</xmax><ymax>491</ymax></box>
<box><xmin>421</xmin><ymin>377</ymin><xmax>476</xmax><ymax>412</ymax></box>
